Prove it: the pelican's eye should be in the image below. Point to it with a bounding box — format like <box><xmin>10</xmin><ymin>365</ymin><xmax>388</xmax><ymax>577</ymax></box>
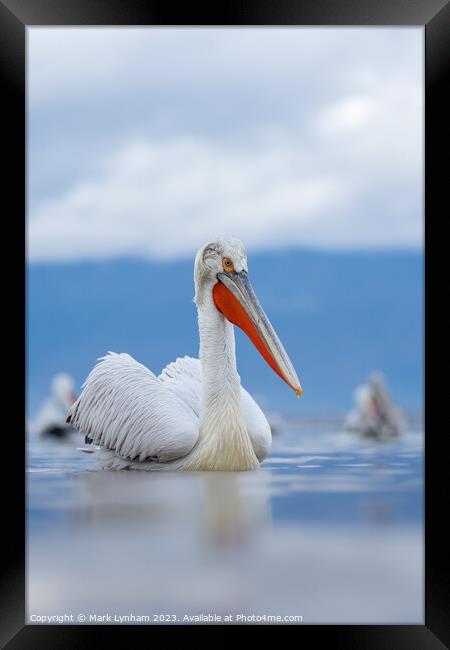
<box><xmin>222</xmin><ymin>257</ymin><xmax>234</xmax><ymax>272</ymax></box>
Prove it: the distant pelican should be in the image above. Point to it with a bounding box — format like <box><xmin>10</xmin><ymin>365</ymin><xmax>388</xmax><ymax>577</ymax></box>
<box><xmin>345</xmin><ymin>372</ymin><xmax>405</xmax><ymax>440</ymax></box>
<box><xmin>32</xmin><ymin>373</ymin><xmax>77</xmax><ymax>438</ymax></box>
<box><xmin>68</xmin><ymin>238</ymin><xmax>302</xmax><ymax>471</ymax></box>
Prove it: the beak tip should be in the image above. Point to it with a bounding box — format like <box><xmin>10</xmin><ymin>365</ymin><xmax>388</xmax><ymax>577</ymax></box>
<box><xmin>295</xmin><ymin>386</ymin><xmax>303</xmax><ymax>398</ymax></box>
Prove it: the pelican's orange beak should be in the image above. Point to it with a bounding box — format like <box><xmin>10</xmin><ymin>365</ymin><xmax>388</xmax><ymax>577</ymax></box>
<box><xmin>213</xmin><ymin>270</ymin><xmax>302</xmax><ymax>397</ymax></box>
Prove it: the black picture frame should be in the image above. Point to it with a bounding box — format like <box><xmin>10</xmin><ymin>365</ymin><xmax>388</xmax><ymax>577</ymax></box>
<box><xmin>2</xmin><ymin>0</ymin><xmax>448</xmax><ymax>646</ymax></box>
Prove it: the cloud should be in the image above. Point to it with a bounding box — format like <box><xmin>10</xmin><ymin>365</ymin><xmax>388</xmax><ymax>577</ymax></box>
<box><xmin>316</xmin><ymin>95</ymin><xmax>374</xmax><ymax>134</ymax></box>
<box><xmin>27</xmin><ymin>28</ymin><xmax>423</xmax><ymax>262</ymax></box>
<box><xmin>28</xmin><ymin>137</ymin><xmax>346</xmax><ymax>261</ymax></box>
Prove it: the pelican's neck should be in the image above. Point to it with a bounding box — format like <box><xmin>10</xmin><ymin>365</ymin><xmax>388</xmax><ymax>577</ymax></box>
<box><xmin>198</xmin><ymin>291</ymin><xmax>241</xmax><ymax>410</ymax></box>
<box><xmin>183</xmin><ymin>287</ymin><xmax>259</xmax><ymax>471</ymax></box>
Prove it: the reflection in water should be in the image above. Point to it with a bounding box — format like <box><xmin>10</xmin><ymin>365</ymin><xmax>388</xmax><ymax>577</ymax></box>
<box><xmin>69</xmin><ymin>470</ymin><xmax>272</xmax><ymax>546</ymax></box>
<box><xmin>201</xmin><ymin>473</ymin><xmax>272</xmax><ymax>548</ymax></box>
<box><xmin>26</xmin><ymin>425</ymin><xmax>423</xmax><ymax>624</ymax></box>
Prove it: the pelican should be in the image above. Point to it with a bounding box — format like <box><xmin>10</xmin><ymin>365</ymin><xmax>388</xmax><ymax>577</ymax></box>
<box><xmin>345</xmin><ymin>372</ymin><xmax>405</xmax><ymax>440</ymax></box>
<box><xmin>32</xmin><ymin>373</ymin><xmax>77</xmax><ymax>438</ymax></box>
<box><xmin>68</xmin><ymin>238</ymin><xmax>302</xmax><ymax>471</ymax></box>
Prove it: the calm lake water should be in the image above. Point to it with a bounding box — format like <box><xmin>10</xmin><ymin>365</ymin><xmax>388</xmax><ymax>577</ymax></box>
<box><xmin>26</xmin><ymin>421</ymin><xmax>424</xmax><ymax>624</ymax></box>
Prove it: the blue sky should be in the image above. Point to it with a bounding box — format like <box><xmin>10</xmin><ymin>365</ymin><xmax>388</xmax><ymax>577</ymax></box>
<box><xmin>28</xmin><ymin>27</ymin><xmax>423</xmax><ymax>262</ymax></box>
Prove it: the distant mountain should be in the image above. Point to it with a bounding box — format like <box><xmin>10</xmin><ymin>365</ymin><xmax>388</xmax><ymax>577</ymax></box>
<box><xmin>27</xmin><ymin>249</ymin><xmax>423</xmax><ymax>418</ymax></box>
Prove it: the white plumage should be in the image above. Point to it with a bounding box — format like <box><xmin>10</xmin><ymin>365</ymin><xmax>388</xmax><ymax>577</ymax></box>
<box><xmin>70</xmin><ymin>352</ymin><xmax>271</xmax><ymax>470</ymax></box>
<box><xmin>68</xmin><ymin>238</ymin><xmax>301</xmax><ymax>471</ymax></box>
<box><xmin>32</xmin><ymin>373</ymin><xmax>77</xmax><ymax>438</ymax></box>
<box><xmin>345</xmin><ymin>372</ymin><xmax>405</xmax><ymax>440</ymax></box>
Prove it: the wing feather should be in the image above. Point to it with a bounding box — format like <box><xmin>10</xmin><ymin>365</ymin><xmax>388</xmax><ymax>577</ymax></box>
<box><xmin>67</xmin><ymin>352</ymin><xmax>199</xmax><ymax>462</ymax></box>
<box><xmin>158</xmin><ymin>356</ymin><xmax>202</xmax><ymax>417</ymax></box>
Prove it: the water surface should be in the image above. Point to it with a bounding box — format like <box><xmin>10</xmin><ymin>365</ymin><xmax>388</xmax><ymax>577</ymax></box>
<box><xmin>27</xmin><ymin>422</ymin><xmax>423</xmax><ymax>624</ymax></box>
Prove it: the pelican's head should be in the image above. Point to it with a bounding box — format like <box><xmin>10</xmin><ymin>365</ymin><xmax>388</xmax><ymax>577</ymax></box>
<box><xmin>194</xmin><ymin>238</ymin><xmax>302</xmax><ymax>397</ymax></box>
<box><xmin>354</xmin><ymin>385</ymin><xmax>372</xmax><ymax>408</ymax></box>
<box><xmin>369</xmin><ymin>371</ymin><xmax>387</xmax><ymax>393</ymax></box>
<box><xmin>51</xmin><ymin>373</ymin><xmax>77</xmax><ymax>409</ymax></box>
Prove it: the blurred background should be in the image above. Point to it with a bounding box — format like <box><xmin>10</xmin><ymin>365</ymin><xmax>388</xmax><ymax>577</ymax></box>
<box><xmin>27</xmin><ymin>27</ymin><xmax>423</xmax><ymax>422</ymax></box>
<box><xmin>26</xmin><ymin>27</ymin><xmax>424</xmax><ymax>625</ymax></box>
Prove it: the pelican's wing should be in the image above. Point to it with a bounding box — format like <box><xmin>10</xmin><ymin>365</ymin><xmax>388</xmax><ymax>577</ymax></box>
<box><xmin>67</xmin><ymin>352</ymin><xmax>199</xmax><ymax>462</ymax></box>
<box><xmin>240</xmin><ymin>387</ymin><xmax>272</xmax><ymax>461</ymax></box>
<box><xmin>159</xmin><ymin>356</ymin><xmax>271</xmax><ymax>461</ymax></box>
<box><xmin>158</xmin><ymin>356</ymin><xmax>202</xmax><ymax>417</ymax></box>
